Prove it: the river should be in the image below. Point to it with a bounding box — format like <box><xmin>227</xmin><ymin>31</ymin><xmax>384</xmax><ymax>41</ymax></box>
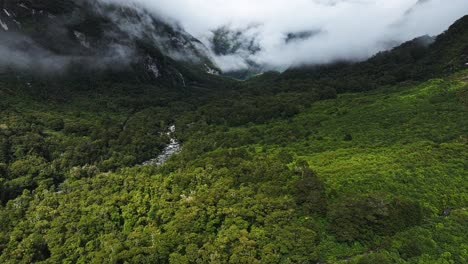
<box><xmin>142</xmin><ymin>125</ymin><xmax>181</xmax><ymax>166</ymax></box>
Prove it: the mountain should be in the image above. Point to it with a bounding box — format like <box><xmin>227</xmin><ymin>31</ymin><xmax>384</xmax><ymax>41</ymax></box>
<box><xmin>0</xmin><ymin>4</ymin><xmax>467</xmax><ymax>264</ymax></box>
<box><xmin>210</xmin><ymin>26</ymin><xmax>261</xmax><ymax>57</ymax></box>
<box><xmin>0</xmin><ymin>0</ymin><xmax>220</xmax><ymax>86</ymax></box>
<box><xmin>207</xmin><ymin>25</ymin><xmax>263</xmax><ymax>79</ymax></box>
<box><xmin>279</xmin><ymin>15</ymin><xmax>468</xmax><ymax>92</ymax></box>
<box><xmin>284</xmin><ymin>30</ymin><xmax>323</xmax><ymax>43</ymax></box>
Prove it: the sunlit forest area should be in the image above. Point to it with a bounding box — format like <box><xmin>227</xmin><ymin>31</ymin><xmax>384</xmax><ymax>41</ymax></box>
<box><xmin>0</xmin><ymin>1</ymin><xmax>467</xmax><ymax>263</ymax></box>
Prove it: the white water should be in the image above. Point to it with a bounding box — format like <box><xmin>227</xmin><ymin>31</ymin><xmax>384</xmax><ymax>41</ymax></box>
<box><xmin>142</xmin><ymin>125</ymin><xmax>181</xmax><ymax>166</ymax></box>
<box><xmin>0</xmin><ymin>19</ymin><xmax>8</xmax><ymax>31</ymax></box>
<box><xmin>178</xmin><ymin>72</ymin><xmax>186</xmax><ymax>87</ymax></box>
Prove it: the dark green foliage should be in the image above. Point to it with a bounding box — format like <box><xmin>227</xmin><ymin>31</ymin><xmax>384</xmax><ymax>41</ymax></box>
<box><xmin>387</xmin><ymin>197</ymin><xmax>424</xmax><ymax>232</ymax></box>
<box><xmin>293</xmin><ymin>160</ymin><xmax>327</xmax><ymax>215</ymax></box>
<box><xmin>0</xmin><ymin>15</ymin><xmax>467</xmax><ymax>263</ymax></box>
<box><xmin>45</xmin><ymin>117</ymin><xmax>65</xmax><ymax>131</ymax></box>
<box><xmin>63</xmin><ymin>121</ymin><xmax>90</xmax><ymax>135</ymax></box>
<box><xmin>1</xmin><ymin>69</ymin><xmax>466</xmax><ymax>262</ymax></box>
<box><xmin>357</xmin><ymin>252</ymin><xmax>393</xmax><ymax>264</ymax></box>
<box><xmin>343</xmin><ymin>133</ymin><xmax>353</xmax><ymax>141</ymax></box>
<box><xmin>0</xmin><ymin>136</ymin><xmax>9</xmax><ymax>163</ymax></box>
<box><xmin>390</xmin><ymin>227</ymin><xmax>439</xmax><ymax>261</ymax></box>
<box><xmin>280</xmin><ymin>16</ymin><xmax>468</xmax><ymax>93</ymax></box>
<box><xmin>328</xmin><ymin>194</ymin><xmax>423</xmax><ymax>243</ymax></box>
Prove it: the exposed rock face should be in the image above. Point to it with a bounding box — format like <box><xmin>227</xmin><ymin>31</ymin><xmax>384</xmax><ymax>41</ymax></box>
<box><xmin>0</xmin><ymin>0</ymin><xmax>219</xmax><ymax>85</ymax></box>
<box><xmin>210</xmin><ymin>25</ymin><xmax>261</xmax><ymax>57</ymax></box>
<box><xmin>285</xmin><ymin>30</ymin><xmax>323</xmax><ymax>44</ymax></box>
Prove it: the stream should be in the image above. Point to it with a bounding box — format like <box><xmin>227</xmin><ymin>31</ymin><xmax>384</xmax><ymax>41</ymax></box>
<box><xmin>142</xmin><ymin>125</ymin><xmax>181</xmax><ymax>166</ymax></box>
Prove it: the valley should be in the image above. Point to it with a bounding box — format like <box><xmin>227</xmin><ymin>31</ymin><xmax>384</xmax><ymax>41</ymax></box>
<box><xmin>0</xmin><ymin>1</ymin><xmax>467</xmax><ymax>263</ymax></box>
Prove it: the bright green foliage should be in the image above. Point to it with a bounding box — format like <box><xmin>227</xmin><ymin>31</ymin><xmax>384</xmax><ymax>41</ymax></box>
<box><xmin>0</xmin><ymin>73</ymin><xmax>465</xmax><ymax>263</ymax></box>
<box><xmin>0</xmin><ymin>152</ymin><xmax>322</xmax><ymax>263</ymax></box>
<box><xmin>0</xmin><ymin>15</ymin><xmax>467</xmax><ymax>261</ymax></box>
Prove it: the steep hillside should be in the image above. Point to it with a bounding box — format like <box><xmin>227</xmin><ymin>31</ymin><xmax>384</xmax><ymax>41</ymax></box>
<box><xmin>0</xmin><ymin>5</ymin><xmax>467</xmax><ymax>264</ymax></box>
<box><xmin>0</xmin><ymin>69</ymin><xmax>466</xmax><ymax>263</ymax></box>
<box><xmin>279</xmin><ymin>15</ymin><xmax>468</xmax><ymax>93</ymax></box>
<box><xmin>0</xmin><ymin>0</ymin><xmax>220</xmax><ymax>86</ymax></box>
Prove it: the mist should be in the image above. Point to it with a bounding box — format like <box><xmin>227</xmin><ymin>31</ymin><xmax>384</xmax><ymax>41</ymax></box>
<box><xmin>102</xmin><ymin>0</ymin><xmax>468</xmax><ymax>71</ymax></box>
<box><xmin>0</xmin><ymin>33</ymin><xmax>70</xmax><ymax>73</ymax></box>
<box><xmin>0</xmin><ymin>1</ymin><xmax>142</xmax><ymax>75</ymax></box>
<box><xmin>0</xmin><ymin>32</ymin><xmax>136</xmax><ymax>74</ymax></box>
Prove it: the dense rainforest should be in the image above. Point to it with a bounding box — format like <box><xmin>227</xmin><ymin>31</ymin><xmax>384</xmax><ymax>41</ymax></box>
<box><xmin>0</xmin><ymin>1</ymin><xmax>467</xmax><ymax>263</ymax></box>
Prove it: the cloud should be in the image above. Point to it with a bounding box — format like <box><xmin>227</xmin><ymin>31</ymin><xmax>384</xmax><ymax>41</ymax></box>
<box><xmin>0</xmin><ymin>32</ymin><xmax>136</xmax><ymax>75</ymax></box>
<box><xmin>0</xmin><ymin>1</ymin><xmax>149</xmax><ymax>75</ymax></box>
<box><xmin>0</xmin><ymin>33</ymin><xmax>70</xmax><ymax>73</ymax></box>
<box><xmin>2</xmin><ymin>0</ymin><xmax>466</xmax><ymax>74</ymax></box>
<box><xmin>103</xmin><ymin>0</ymin><xmax>468</xmax><ymax>71</ymax></box>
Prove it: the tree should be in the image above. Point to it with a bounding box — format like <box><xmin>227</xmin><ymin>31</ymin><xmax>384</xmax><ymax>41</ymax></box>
<box><xmin>328</xmin><ymin>194</ymin><xmax>423</xmax><ymax>243</ymax></box>
<box><xmin>293</xmin><ymin>160</ymin><xmax>327</xmax><ymax>215</ymax></box>
<box><xmin>357</xmin><ymin>252</ymin><xmax>393</xmax><ymax>264</ymax></box>
<box><xmin>0</xmin><ymin>136</ymin><xmax>9</xmax><ymax>164</ymax></box>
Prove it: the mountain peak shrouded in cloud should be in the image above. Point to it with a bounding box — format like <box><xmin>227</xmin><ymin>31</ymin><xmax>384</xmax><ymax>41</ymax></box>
<box><xmin>102</xmin><ymin>0</ymin><xmax>468</xmax><ymax>73</ymax></box>
<box><xmin>1</xmin><ymin>0</ymin><xmax>467</xmax><ymax>76</ymax></box>
<box><xmin>285</xmin><ymin>30</ymin><xmax>324</xmax><ymax>44</ymax></box>
<box><xmin>0</xmin><ymin>0</ymin><xmax>221</xmax><ymax>84</ymax></box>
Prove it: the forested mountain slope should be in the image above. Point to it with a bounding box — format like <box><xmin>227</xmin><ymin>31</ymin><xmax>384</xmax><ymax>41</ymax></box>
<box><xmin>0</xmin><ymin>0</ymin><xmax>220</xmax><ymax>86</ymax></box>
<box><xmin>0</xmin><ymin>7</ymin><xmax>467</xmax><ymax>264</ymax></box>
<box><xmin>1</xmin><ymin>69</ymin><xmax>466</xmax><ymax>263</ymax></box>
<box><xmin>279</xmin><ymin>15</ymin><xmax>468</xmax><ymax>93</ymax></box>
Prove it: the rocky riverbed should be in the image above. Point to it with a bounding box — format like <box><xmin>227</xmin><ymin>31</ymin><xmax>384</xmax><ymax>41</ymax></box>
<box><xmin>142</xmin><ymin>125</ymin><xmax>181</xmax><ymax>166</ymax></box>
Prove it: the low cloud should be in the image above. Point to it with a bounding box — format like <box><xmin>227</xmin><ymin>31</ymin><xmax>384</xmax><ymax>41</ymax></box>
<box><xmin>105</xmin><ymin>0</ymin><xmax>468</xmax><ymax>71</ymax></box>
<box><xmin>0</xmin><ymin>32</ymin><xmax>136</xmax><ymax>75</ymax></box>
<box><xmin>2</xmin><ymin>0</ymin><xmax>466</xmax><ymax>74</ymax></box>
<box><xmin>0</xmin><ymin>33</ymin><xmax>71</xmax><ymax>73</ymax></box>
<box><xmin>0</xmin><ymin>1</ymin><xmax>147</xmax><ymax>75</ymax></box>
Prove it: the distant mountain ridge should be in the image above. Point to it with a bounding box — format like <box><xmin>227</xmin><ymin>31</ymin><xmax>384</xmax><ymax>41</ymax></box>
<box><xmin>278</xmin><ymin>15</ymin><xmax>468</xmax><ymax>93</ymax></box>
<box><xmin>1</xmin><ymin>1</ymin><xmax>466</xmax><ymax>87</ymax></box>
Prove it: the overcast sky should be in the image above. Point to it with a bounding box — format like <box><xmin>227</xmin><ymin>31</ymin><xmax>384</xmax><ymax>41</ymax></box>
<box><xmin>105</xmin><ymin>0</ymin><xmax>468</xmax><ymax>71</ymax></box>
